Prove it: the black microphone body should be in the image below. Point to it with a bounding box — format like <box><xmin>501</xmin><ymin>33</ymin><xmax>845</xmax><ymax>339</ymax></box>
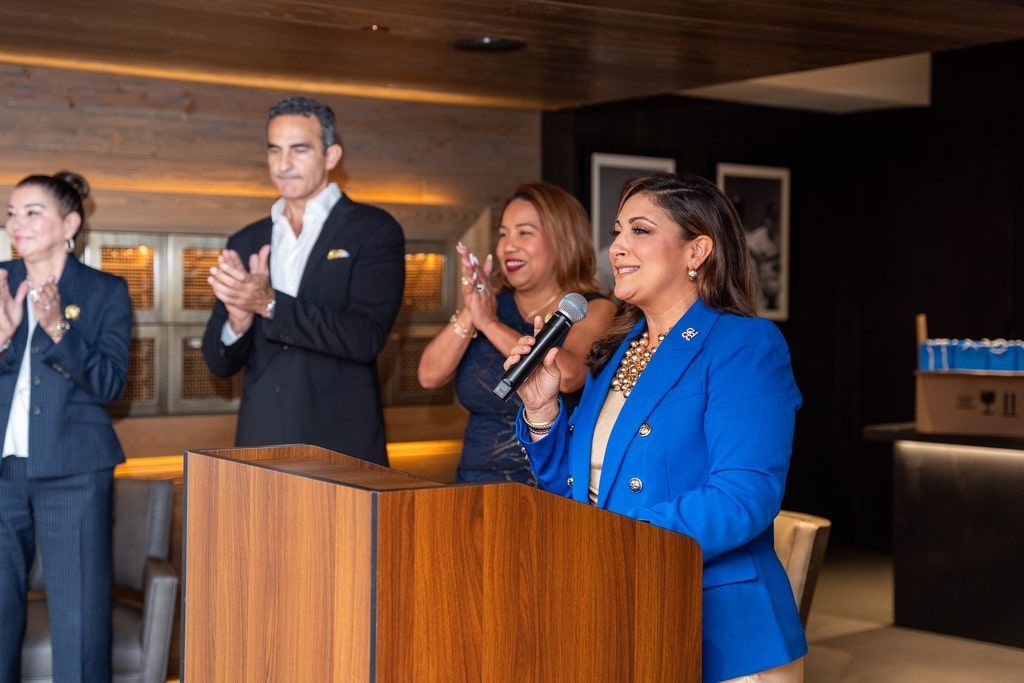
<box><xmin>492</xmin><ymin>311</ymin><xmax>573</xmax><ymax>402</ymax></box>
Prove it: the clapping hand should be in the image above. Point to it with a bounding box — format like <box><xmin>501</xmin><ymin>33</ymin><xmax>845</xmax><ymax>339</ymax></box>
<box><xmin>208</xmin><ymin>245</ymin><xmax>273</xmax><ymax>335</ymax></box>
<box><xmin>456</xmin><ymin>241</ymin><xmax>497</xmax><ymax>330</ymax></box>
<box><xmin>30</xmin><ymin>277</ymin><xmax>64</xmax><ymax>341</ymax></box>
<box><xmin>0</xmin><ymin>270</ymin><xmax>27</xmax><ymax>347</ymax></box>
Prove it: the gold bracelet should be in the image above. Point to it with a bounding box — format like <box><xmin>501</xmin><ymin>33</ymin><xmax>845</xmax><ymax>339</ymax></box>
<box><xmin>523</xmin><ymin>409</ymin><xmax>558</xmax><ymax>433</ymax></box>
<box><xmin>450</xmin><ymin>311</ymin><xmax>477</xmax><ymax>339</ymax></box>
<box><xmin>51</xmin><ymin>319</ymin><xmax>71</xmax><ymax>339</ymax></box>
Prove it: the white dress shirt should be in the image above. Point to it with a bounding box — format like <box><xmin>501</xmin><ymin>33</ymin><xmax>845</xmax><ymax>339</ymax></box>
<box><xmin>3</xmin><ymin>303</ymin><xmax>38</xmax><ymax>458</ymax></box>
<box><xmin>221</xmin><ymin>182</ymin><xmax>342</xmax><ymax>345</ymax></box>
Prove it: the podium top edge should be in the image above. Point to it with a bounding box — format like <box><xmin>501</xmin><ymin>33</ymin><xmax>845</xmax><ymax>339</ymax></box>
<box><xmin>185</xmin><ymin>444</ymin><xmax>446</xmax><ymax>492</ymax></box>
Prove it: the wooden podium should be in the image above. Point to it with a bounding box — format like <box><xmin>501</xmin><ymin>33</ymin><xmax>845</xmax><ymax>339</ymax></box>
<box><xmin>182</xmin><ymin>445</ymin><xmax>701</xmax><ymax>681</ymax></box>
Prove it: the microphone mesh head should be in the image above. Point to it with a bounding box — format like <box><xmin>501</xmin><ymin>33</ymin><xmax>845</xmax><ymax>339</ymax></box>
<box><xmin>558</xmin><ymin>293</ymin><xmax>588</xmax><ymax>324</ymax></box>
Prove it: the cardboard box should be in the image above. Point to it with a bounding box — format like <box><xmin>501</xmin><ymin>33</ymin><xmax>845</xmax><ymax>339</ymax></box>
<box><xmin>914</xmin><ymin>313</ymin><xmax>1024</xmax><ymax>437</ymax></box>
<box><xmin>916</xmin><ymin>371</ymin><xmax>1024</xmax><ymax>437</ymax></box>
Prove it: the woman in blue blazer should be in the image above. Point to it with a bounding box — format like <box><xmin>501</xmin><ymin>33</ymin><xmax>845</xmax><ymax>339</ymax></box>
<box><xmin>0</xmin><ymin>172</ymin><xmax>131</xmax><ymax>682</ymax></box>
<box><xmin>508</xmin><ymin>174</ymin><xmax>805</xmax><ymax>682</ymax></box>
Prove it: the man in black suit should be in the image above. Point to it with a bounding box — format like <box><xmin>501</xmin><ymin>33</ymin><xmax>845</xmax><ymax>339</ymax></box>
<box><xmin>202</xmin><ymin>96</ymin><xmax>404</xmax><ymax>465</ymax></box>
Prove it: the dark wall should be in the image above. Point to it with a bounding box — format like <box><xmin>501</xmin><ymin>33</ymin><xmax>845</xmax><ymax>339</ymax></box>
<box><xmin>542</xmin><ymin>39</ymin><xmax>1024</xmax><ymax>547</ymax></box>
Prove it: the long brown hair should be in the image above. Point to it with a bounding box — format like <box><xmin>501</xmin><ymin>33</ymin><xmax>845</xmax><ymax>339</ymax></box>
<box><xmin>588</xmin><ymin>173</ymin><xmax>758</xmax><ymax>370</ymax></box>
<box><xmin>491</xmin><ymin>182</ymin><xmax>603</xmax><ymax>296</ymax></box>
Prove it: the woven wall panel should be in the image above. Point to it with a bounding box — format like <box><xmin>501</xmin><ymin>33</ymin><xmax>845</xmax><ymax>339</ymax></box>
<box><xmin>402</xmin><ymin>252</ymin><xmax>445</xmax><ymax>313</ymax></box>
<box><xmin>389</xmin><ymin>335</ymin><xmax>452</xmax><ymax>406</ymax></box>
<box><xmin>101</xmin><ymin>245</ymin><xmax>155</xmax><ymax>310</ymax></box>
<box><xmin>182</xmin><ymin>247</ymin><xmax>219</xmax><ymax>311</ymax></box>
<box><xmin>181</xmin><ymin>340</ymin><xmax>234</xmax><ymax>400</ymax></box>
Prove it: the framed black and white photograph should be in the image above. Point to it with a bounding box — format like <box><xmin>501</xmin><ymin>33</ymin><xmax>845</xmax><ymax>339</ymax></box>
<box><xmin>716</xmin><ymin>163</ymin><xmax>790</xmax><ymax>321</ymax></box>
<box><xmin>591</xmin><ymin>153</ymin><xmax>676</xmax><ymax>290</ymax></box>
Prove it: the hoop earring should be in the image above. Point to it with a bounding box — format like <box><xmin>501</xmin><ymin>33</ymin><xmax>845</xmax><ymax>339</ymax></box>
<box><xmin>65</xmin><ymin>237</ymin><xmax>75</xmax><ymax>252</ymax></box>
<box><xmin>687</xmin><ymin>267</ymin><xmax>698</xmax><ymax>282</ymax></box>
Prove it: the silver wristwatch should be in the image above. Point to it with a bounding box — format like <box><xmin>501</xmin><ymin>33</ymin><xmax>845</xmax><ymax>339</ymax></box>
<box><xmin>264</xmin><ymin>296</ymin><xmax>277</xmax><ymax>320</ymax></box>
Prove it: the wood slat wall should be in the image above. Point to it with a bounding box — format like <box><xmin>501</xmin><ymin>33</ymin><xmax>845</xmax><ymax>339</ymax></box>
<box><xmin>0</xmin><ymin>62</ymin><xmax>537</xmax><ymax>446</ymax></box>
<box><xmin>0</xmin><ymin>62</ymin><xmax>540</xmax><ymax>239</ymax></box>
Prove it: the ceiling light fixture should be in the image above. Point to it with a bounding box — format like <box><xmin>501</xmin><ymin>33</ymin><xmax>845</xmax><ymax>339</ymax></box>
<box><xmin>452</xmin><ymin>36</ymin><xmax>526</xmax><ymax>53</ymax></box>
<box><xmin>362</xmin><ymin>24</ymin><xmax>390</xmax><ymax>32</ymax></box>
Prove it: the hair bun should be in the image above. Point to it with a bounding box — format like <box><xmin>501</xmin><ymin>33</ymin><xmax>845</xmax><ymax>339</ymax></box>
<box><xmin>53</xmin><ymin>170</ymin><xmax>90</xmax><ymax>201</ymax></box>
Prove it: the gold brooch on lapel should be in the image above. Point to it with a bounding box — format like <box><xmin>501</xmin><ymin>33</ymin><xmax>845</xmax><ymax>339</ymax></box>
<box><xmin>327</xmin><ymin>248</ymin><xmax>350</xmax><ymax>260</ymax></box>
<box><xmin>64</xmin><ymin>304</ymin><xmax>81</xmax><ymax>321</ymax></box>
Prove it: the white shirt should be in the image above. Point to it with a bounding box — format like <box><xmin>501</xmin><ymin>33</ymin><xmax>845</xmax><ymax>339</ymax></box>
<box><xmin>221</xmin><ymin>183</ymin><xmax>342</xmax><ymax>345</ymax></box>
<box><xmin>3</xmin><ymin>303</ymin><xmax>38</xmax><ymax>458</ymax></box>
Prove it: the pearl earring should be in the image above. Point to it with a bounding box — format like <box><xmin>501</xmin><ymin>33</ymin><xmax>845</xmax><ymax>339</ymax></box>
<box><xmin>687</xmin><ymin>267</ymin><xmax>698</xmax><ymax>281</ymax></box>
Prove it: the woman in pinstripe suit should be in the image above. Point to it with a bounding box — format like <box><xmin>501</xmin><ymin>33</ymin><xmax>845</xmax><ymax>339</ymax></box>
<box><xmin>0</xmin><ymin>172</ymin><xmax>131</xmax><ymax>683</ymax></box>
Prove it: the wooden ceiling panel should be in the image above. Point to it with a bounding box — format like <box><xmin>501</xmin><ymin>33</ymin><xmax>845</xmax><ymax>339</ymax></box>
<box><xmin>2</xmin><ymin>0</ymin><xmax>1024</xmax><ymax>108</ymax></box>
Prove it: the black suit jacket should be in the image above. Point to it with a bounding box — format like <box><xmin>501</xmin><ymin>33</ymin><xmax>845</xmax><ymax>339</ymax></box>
<box><xmin>0</xmin><ymin>256</ymin><xmax>131</xmax><ymax>478</ymax></box>
<box><xmin>202</xmin><ymin>194</ymin><xmax>405</xmax><ymax>465</ymax></box>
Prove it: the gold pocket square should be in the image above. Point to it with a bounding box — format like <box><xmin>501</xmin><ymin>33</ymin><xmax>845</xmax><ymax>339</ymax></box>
<box><xmin>327</xmin><ymin>248</ymin><xmax>350</xmax><ymax>260</ymax></box>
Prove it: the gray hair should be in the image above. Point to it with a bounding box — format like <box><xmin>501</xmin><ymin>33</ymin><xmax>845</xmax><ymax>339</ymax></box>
<box><xmin>266</xmin><ymin>96</ymin><xmax>339</xmax><ymax>150</ymax></box>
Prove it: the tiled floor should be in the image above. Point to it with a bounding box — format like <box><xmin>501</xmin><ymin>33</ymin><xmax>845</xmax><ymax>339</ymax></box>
<box><xmin>805</xmin><ymin>545</ymin><xmax>1024</xmax><ymax>681</ymax></box>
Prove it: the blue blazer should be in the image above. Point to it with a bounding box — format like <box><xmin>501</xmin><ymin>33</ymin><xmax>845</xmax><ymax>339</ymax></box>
<box><xmin>0</xmin><ymin>256</ymin><xmax>131</xmax><ymax>479</ymax></box>
<box><xmin>517</xmin><ymin>299</ymin><xmax>806</xmax><ymax>682</ymax></box>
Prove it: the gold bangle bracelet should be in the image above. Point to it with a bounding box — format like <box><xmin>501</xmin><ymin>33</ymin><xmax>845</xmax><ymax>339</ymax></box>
<box><xmin>450</xmin><ymin>311</ymin><xmax>477</xmax><ymax>339</ymax></box>
<box><xmin>523</xmin><ymin>410</ymin><xmax>558</xmax><ymax>432</ymax></box>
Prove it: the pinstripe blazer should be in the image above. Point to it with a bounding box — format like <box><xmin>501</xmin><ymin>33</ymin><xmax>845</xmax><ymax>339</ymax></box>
<box><xmin>0</xmin><ymin>256</ymin><xmax>131</xmax><ymax>479</ymax></box>
<box><xmin>517</xmin><ymin>299</ymin><xmax>806</xmax><ymax>681</ymax></box>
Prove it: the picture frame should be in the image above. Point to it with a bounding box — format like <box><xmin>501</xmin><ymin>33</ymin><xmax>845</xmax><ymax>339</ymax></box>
<box><xmin>716</xmin><ymin>163</ymin><xmax>791</xmax><ymax>321</ymax></box>
<box><xmin>591</xmin><ymin>153</ymin><xmax>676</xmax><ymax>291</ymax></box>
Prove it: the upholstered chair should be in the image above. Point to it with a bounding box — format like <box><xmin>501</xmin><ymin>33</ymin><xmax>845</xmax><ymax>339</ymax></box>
<box><xmin>774</xmin><ymin>509</ymin><xmax>831</xmax><ymax>627</ymax></box>
<box><xmin>21</xmin><ymin>478</ymin><xmax>178</xmax><ymax>683</ymax></box>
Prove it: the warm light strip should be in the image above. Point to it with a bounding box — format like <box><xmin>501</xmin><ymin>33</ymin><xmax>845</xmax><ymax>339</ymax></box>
<box><xmin>112</xmin><ymin>439</ymin><xmax>462</xmax><ymax>477</ymax></box>
<box><xmin>0</xmin><ymin>174</ymin><xmax>276</xmax><ymax>199</ymax></box>
<box><xmin>0</xmin><ymin>51</ymin><xmax>539</xmax><ymax>110</ymax></box>
<box><xmin>0</xmin><ymin>175</ymin><xmax>454</xmax><ymax>206</ymax></box>
<box><xmin>115</xmin><ymin>455</ymin><xmax>184</xmax><ymax>478</ymax></box>
<box><xmin>386</xmin><ymin>439</ymin><xmax>462</xmax><ymax>459</ymax></box>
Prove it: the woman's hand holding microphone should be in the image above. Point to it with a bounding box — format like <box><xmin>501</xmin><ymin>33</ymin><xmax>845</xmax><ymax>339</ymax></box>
<box><xmin>505</xmin><ymin>316</ymin><xmax>562</xmax><ymax>428</ymax></box>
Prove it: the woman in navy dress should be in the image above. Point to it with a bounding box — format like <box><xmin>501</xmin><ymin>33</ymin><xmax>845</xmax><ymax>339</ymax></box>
<box><xmin>418</xmin><ymin>182</ymin><xmax>615</xmax><ymax>483</ymax></box>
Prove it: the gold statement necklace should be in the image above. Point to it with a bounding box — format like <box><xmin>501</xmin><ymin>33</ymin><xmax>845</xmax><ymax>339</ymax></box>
<box><xmin>611</xmin><ymin>331</ymin><xmax>666</xmax><ymax>398</ymax></box>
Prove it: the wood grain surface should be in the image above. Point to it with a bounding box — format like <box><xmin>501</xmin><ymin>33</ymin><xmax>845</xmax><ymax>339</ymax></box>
<box><xmin>183</xmin><ymin>449</ymin><xmax>380</xmax><ymax>681</ymax></box>
<box><xmin>376</xmin><ymin>483</ymin><xmax>702</xmax><ymax>681</ymax></box>
<box><xmin>2</xmin><ymin>1</ymin><xmax>1023</xmax><ymax>108</ymax></box>
<box><xmin>183</xmin><ymin>447</ymin><xmax>700</xmax><ymax>681</ymax></box>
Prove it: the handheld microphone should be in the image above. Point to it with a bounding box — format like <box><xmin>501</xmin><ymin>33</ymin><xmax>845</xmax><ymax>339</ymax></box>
<box><xmin>492</xmin><ymin>293</ymin><xmax>588</xmax><ymax>402</ymax></box>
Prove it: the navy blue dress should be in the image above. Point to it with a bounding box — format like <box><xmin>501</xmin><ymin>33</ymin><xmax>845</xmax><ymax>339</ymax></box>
<box><xmin>454</xmin><ymin>290</ymin><xmax>600</xmax><ymax>484</ymax></box>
